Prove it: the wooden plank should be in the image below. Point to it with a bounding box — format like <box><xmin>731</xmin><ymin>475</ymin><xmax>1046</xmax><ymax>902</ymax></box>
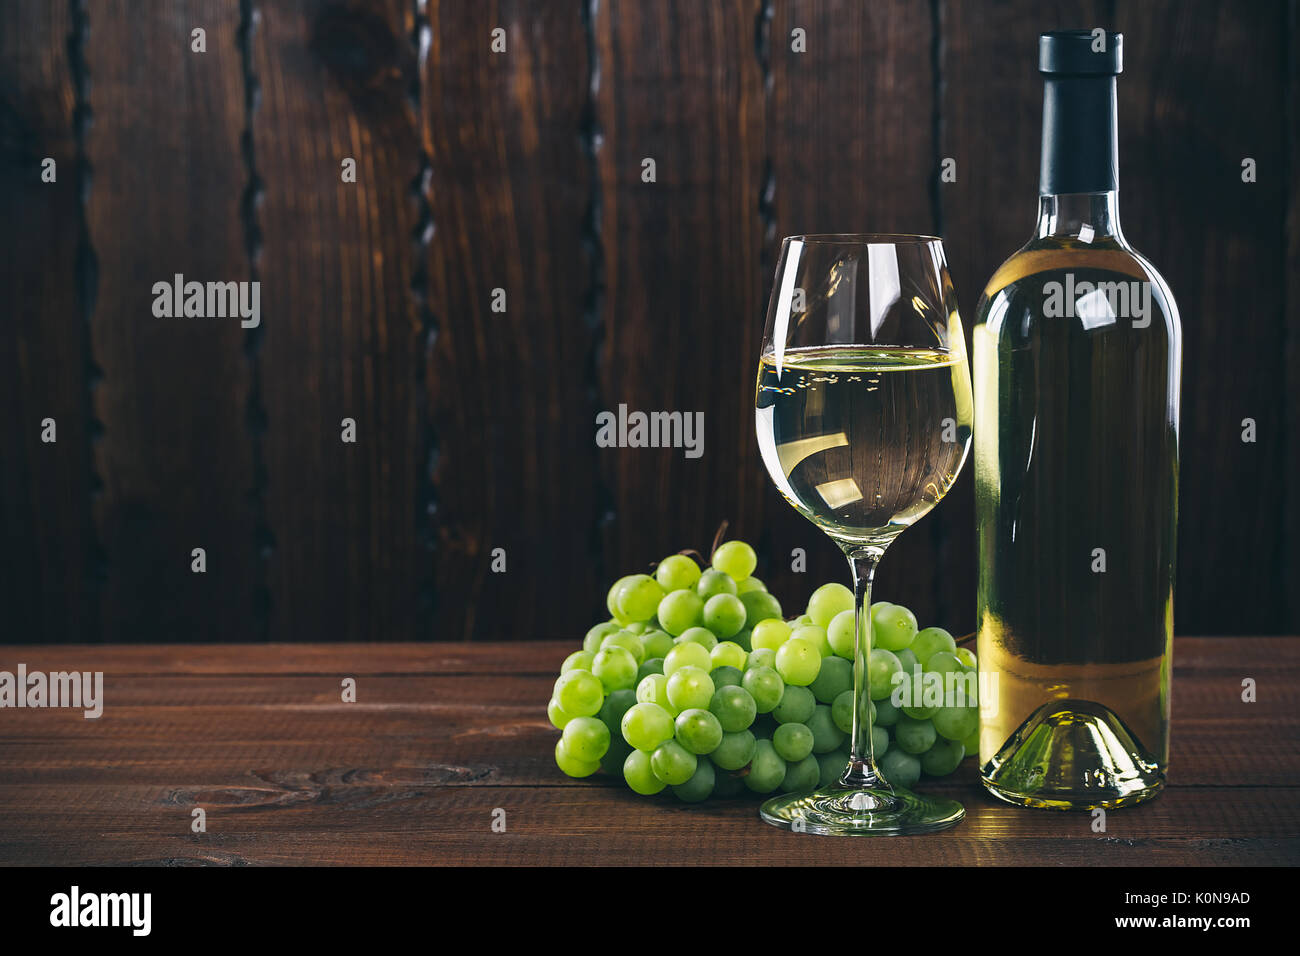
<box><xmin>0</xmin><ymin>638</ymin><xmax>1295</xmax><ymax>864</ymax></box>
<box><xmin>0</xmin><ymin>1</ymin><xmax>95</xmax><ymax>642</ymax></box>
<box><xmin>765</xmin><ymin>0</ymin><xmax>949</xmax><ymax>626</ymax></box>
<box><xmin>422</xmin><ymin>1</ymin><xmax>595</xmax><ymax>640</ymax></box>
<box><xmin>0</xmin><ymin>634</ymin><xmax>1285</xmax><ymax>675</ymax></box>
<box><xmin>1285</xmin><ymin>0</ymin><xmax>1300</xmax><ymax>632</ymax></box>
<box><xmin>1113</xmin><ymin>1</ymin><xmax>1289</xmax><ymax>634</ymax></box>
<box><xmin>254</xmin><ymin>0</ymin><xmax>421</xmax><ymax>641</ymax></box>
<box><xmin>87</xmin><ymin>0</ymin><xmax>257</xmax><ymax>642</ymax></box>
<box><xmin>592</xmin><ymin>1</ymin><xmax>768</xmax><ymax>606</ymax></box>
<box><xmin>939</xmin><ymin>0</ymin><xmax>1109</xmax><ymax>636</ymax></box>
<box><xmin>0</xmin><ymin>783</ymin><xmax>1294</xmax><ymax>866</ymax></box>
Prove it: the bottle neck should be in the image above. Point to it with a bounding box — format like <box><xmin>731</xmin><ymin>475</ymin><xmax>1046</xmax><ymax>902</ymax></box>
<box><xmin>1039</xmin><ymin>74</ymin><xmax>1118</xmax><ymax>196</ymax></box>
<box><xmin>1035</xmin><ymin>191</ymin><xmax>1124</xmax><ymax>243</ymax></box>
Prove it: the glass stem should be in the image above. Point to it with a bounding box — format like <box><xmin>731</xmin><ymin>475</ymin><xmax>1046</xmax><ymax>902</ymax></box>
<box><xmin>841</xmin><ymin>546</ymin><xmax>889</xmax><ymax>790</ymax></box>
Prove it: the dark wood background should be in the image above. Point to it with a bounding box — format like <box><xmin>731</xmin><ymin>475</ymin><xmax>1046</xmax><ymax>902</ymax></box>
<box><xmin>2</xmin><ymin>0</ymin><xmax>1296</xmax><ymax>643</ymax></box>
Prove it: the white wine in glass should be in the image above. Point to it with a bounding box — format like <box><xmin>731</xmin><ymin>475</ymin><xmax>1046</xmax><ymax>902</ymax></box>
<box><xmin>755</xmin><ymin>235</ymin><xmax>972</xmax><ymax>835</ymax></box>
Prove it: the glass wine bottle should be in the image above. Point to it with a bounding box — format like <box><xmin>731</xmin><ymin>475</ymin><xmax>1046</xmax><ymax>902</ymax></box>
<box><xmin>972</xmin><ymin>31</ymin><xmax>1181</xmax><ymax>809</ymax></box>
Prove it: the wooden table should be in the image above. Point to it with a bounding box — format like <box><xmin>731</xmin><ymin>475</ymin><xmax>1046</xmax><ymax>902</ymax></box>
<box><xmin>1</xmin><ymin>639</ymin><xmax>1296</xmax><ymax>866</ymax></box>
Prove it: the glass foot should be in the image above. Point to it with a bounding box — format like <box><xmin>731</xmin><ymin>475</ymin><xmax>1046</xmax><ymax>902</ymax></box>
<box><xmin>759</xmin><ymin>784</ymin><xmax>965</xmax><ymax>836</ymax></box>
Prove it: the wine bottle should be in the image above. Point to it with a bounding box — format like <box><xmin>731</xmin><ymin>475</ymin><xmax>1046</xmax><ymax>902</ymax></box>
<box><xmin>972</xmin><ymin>31</ymin><xmax>1181</xmax><ymax>809</ymax></box>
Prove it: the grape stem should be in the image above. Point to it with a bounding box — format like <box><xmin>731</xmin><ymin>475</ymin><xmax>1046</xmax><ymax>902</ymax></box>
<box><xmin>708</xmin><ymin>520</ymin><xmax>730</xmax><ymax>560</ymax></box>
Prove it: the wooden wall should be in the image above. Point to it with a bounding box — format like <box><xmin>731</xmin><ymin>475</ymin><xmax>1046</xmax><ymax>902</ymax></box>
<box><xmin>1</xmin><ymin>0</ymin><xmax>1295</xmax><ymax>642</ymax></box>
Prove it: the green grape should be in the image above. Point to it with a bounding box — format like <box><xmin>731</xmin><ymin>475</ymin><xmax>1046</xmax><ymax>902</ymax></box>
<box><xmin>775</xmin><ymin>637</ymin><xmax>821</xmax><ymax>686</ymax></box>
<box><xmin>933</xmin><ymin>705</ymin><xmax>979</xmax><ymax>741</ymax></box>
<box><xmin>671</xmin><ymin>756</ymin><xmax>716</xmax><ymax>802</ymax></box>
<box><xmin>739</xmin><ymin>590</ymin><xmax>782</xmax><ymax>629</ymax></box>
<box><xmin>831</xmin><ymin>690</ymin><xmax>854</xmax><ymax>734</ymax></box>
<box><xmin>894</xmin><ymin>647</ymin><xmax>920</xmax><ymax>677</ymax></box>
<box><xmin>878</xmin><ymin>748</ymin><xmax>921</xmax><ymax>789</ymax></box>
<box><xmin>737</xmin><ymin>576</ymin><xmax>766</xmax><ymax>594</ymax></box>
<box><xmin>618</xmin><ymin>574</ymin><xmax>666</xmax><ymax>622</ymax></box>
<box><xmin>744</xmin><ymin>740</ymin><xmax>787</xmax><ymax>793</ymax></box>
<box><xmin>791</xmin><ymin>624</ymin><xmax>832</xmax><ymax>658</ymax></box>
<box><xmin>601</xmin><ymin>735</ymin><xmax>633</xmax><ymax>775</ymax></box>
<box><xmin>817</xmin><ymin>751</ymin><xmax>849</xmax><ymax>788</ymax></box>
<box><xmin>635</xmin><ymin>673</ymin><xmax>675</xmax><ymax>714</ymax></box>
<box><xmin>663</xmin><ymin>640</ymin><xmax>712</xmax><ymax>675</ymax></box>
<box><xmin>927</xmin><ymin>651</ymin><xmax>963</xmax><ymax>677</ymax></box>
<box><xmin>674</xmin><ymin>707</ymin><xmax>724</xmax><ymax>755</ymax></box>
<box><xmin>592</xmin><ymin>645</ymin><xmax>638</xmax><ymax>692</ymax></box>
<box><xmin>710</xmin><ymin>665</ymin><xmax>743</xmax><ymax>688</ymax></box>
<box><xmin>872</xmin><ymin>724</ymin><xmax>890</xmax><ymax>758</ymax></box>
<box><xmin>806</xmin><ymin>582</ymin><xmax>854</xmax><ymax>629</ymax></box>
<box><xmin>598</xmin><ymin>688</ymin><xmax>637</xmax><ymax>731</ymax></box>
<box><xmin>548</xmin><ymin>698</ymin><xmax>573</xmax><ymax>730</ymax></box>
<box><xmin>772</xmin><ymin>722</ymin><xmax>814</xmax><ymax>762</ymax></box>
<box><xmin>920</xmin><ymin>738</ymin><xmax>965</xmax><ymax>776</ymax></box>
<box><xmin>561</xmin><ymin>716</ymin><xmax>611</xmax><ymax>762</ymax></box>
<box><xmin>806</xmin><ymin>704</ymin><xmax>846</xmax><ymax>753</ymax></box>
<box><xmin>650</xmin><ymin>739</ymin><xmax>698</xmax><ymax>785</ymax></box>
<box><xmin>696</xmin><ymin>568</ymin><xmax>739</xmax><ymax>600</ymax></box>
<box><xmin>954</xmin><ymin>646</ymin><xmax>978</xmax><ymax>669</ymax></box>
<box><xmin>772</xmin><ymin>684</ymin><xmax>816</xmax><ymax>724</ymax></box>
<box><xmin>606</xmin><ymin>575</ymin><xmax>638</xmax><ymax>623</ymax></box>
<box><xmin>641</xmin><ymin>629</ymin><xmax>676</xmax><ymax>659</ymax></box>
<box><xmin>584</xmin><ymin>621</ymin><xmax>622</xmax><ymax>654</ymax></box>
<box><xmin>710</xmin><ymin>641</ymin><xmax>747</xmax><ymax>671</ymax></box>
<box><xmin>790</xmin><ymin>613</ymin><xmax>814</xmax><ymax>628</ymax></box>
<box><xmin>742</xmin><ymin>665</ymin><xmax>784</xmax><ymax>713</ymax></box>
<box><xmin>621</xmin><ymin>701</ymin><xmax>675</xmax><ymax>751</ymax></box>
<box><xmin>868</xmin><ymin>648</ymin><xmax>902</xmax><ymax>701</ymax></box>
<box><xmin>703</xmin><ymin>593</ymin><xmax>746</xmax><ymax>638</ymax></box>
<box><xmin>710</xmin><ymin>729</ymin><xmax>757</xmax><ymax>770</ymax></box>
<box><xmin>555</xmin><ymin>739</ymin><xmax>600</xmax><ymax>778</ymax></box>
<box><xmin>562</xmin><ymin>650</ymin><xmax>595</xmax><ymax>674</ymax></box>
<box><xmin>912</xmin><ymin>626</ymin><xmax>957</xmax><ymax>666</ymax></box>
<box><xmin>556</xmin><ymin>670</ymin><xmax>604</xmax><ymax>717</ymax></box>
<box><xmin>676</xmin><ymin>626</ymin><xmax>718</xmax><ymax>651</ymax></box>
<box><xmin>666</xmin><ymin>666</ymin><xmax>715</xmax><ymax>712</ymax></box>
<box><xmin>709</xmin><ymin>685</ymin><xmax>758</xmax><ymax>732</ymax></box>
<box><xmin>962</xmin><ymin>728</ymin><xmax>980</xmax><ymax>757</ymax></box>
<box><xmin>657</xmin><ymin>588</ymin><xmax>705</xmax><ymax>636</ymax></box>
<box><xmin>780</xmin><ymin>754</ymin><xmax>820</xmax><ymax>793</ymax></box>
<box><xmin>623</xmin><ymin>622</ymin><xmax>651</xmax><ymax>634</ymax></box>
<box><xmin>826</xmin><ymin>609</ymin><xmax>857</xmax><ymax>659</ymax></box>
<box><xmin>747</xmin><ymin>646</ymin><xmax>777</xmax><ymax>671</ymax></box>
<box><xmin>623</xmin><ymin>748</ymin><xmax>666</xmax><ymax>794</ymax></box>
<box><xmin>712</xmin><ymin>540</ymin><xmax>758</xmax><ymax>581</ymax></box>
<box><xmin>711</xmin><ymin>763</ymin><xmax>747</xmax><ymax>797</ymax></box>
<box><xmin>895</xmin><ymin>715</ymin><xmax>937</xmax><ymax>754</ymax></box>
<box><xmin>600</xmin><ymin>631</ymin><xmax>645</xmax><ymax>665</ymax></box>
<box><xmin>733</xmin><ymin>628</ymin><xmax>752</xmax><ymax>652</ymax></box>
<box><xmin>656</xmin><ymin>554</ymin><xmax>702</xmax><ymax>592</ymax></box>
<box><xmin>751</xmin><ymin>618</ymin><xmax>791</xmax><ymax>652</ymax></box>
<box><xmin>636</xmin><ymin>658</ymin><xmax>664</xmax><ymax>682</ymax></box>
<box><xmin>901</xmin><ymin>702</ymin><xmax>939</xmax><ymax>720</ymax></box>
<box><xmin>809</xmin><ymin>655</ymin><xmax>852</xmax><ymax>704</ymax></box>
<box><xmin>872</xmin><ymin>603</ymin><xmax>918</xmax><ymax>651</ymax></box>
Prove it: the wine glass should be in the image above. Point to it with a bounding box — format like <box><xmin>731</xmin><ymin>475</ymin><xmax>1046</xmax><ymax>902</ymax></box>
<box><xmin>754</xmin><ymin>235</ymin><xmax>972</xmax><ymax>835</ymax></box>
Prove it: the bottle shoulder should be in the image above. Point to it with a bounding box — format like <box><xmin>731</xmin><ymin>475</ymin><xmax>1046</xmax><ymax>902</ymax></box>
<box><xmin>979</xmin><ymin>238</ymin><xmax>1147</xmax><ymax>301</ymax></box>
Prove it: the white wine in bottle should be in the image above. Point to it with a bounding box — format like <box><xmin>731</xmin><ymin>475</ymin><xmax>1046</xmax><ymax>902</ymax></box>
<box><xmin>972</xmin><ymin>31</ymin><xmax>1180</xmax><ymax>809</ymax></box>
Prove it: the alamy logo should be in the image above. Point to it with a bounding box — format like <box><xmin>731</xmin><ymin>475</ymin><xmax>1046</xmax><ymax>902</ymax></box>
<box><xmin>596</xmin><ymin>405</ymin><xmax>704</xmax><ymax>459</ymax></box>
<box><xmin>152</xmin><ymin>273</ymin><xmax>261</xmax><ymax>328</ymax></box>
<box><xmin>50</xmin><ymin>886</ymin><xmax>151</xmax><ymax>936</ymax></box>
<box><xmin>0</xmin><ymin>665</ymin><xmax>103</xmax><ymax>718</ymax></box>
<box><xmin>1043</xmin><ymin>273</ymin><xmax>1151</xmax><ymax>327</ymax></box>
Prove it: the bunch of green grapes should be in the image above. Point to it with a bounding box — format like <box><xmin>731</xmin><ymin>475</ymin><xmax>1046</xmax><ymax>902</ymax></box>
<box><xmin>548</xmin><ymin>539</ymin><xmax>978</xmax><ymax>802</ymax></box>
